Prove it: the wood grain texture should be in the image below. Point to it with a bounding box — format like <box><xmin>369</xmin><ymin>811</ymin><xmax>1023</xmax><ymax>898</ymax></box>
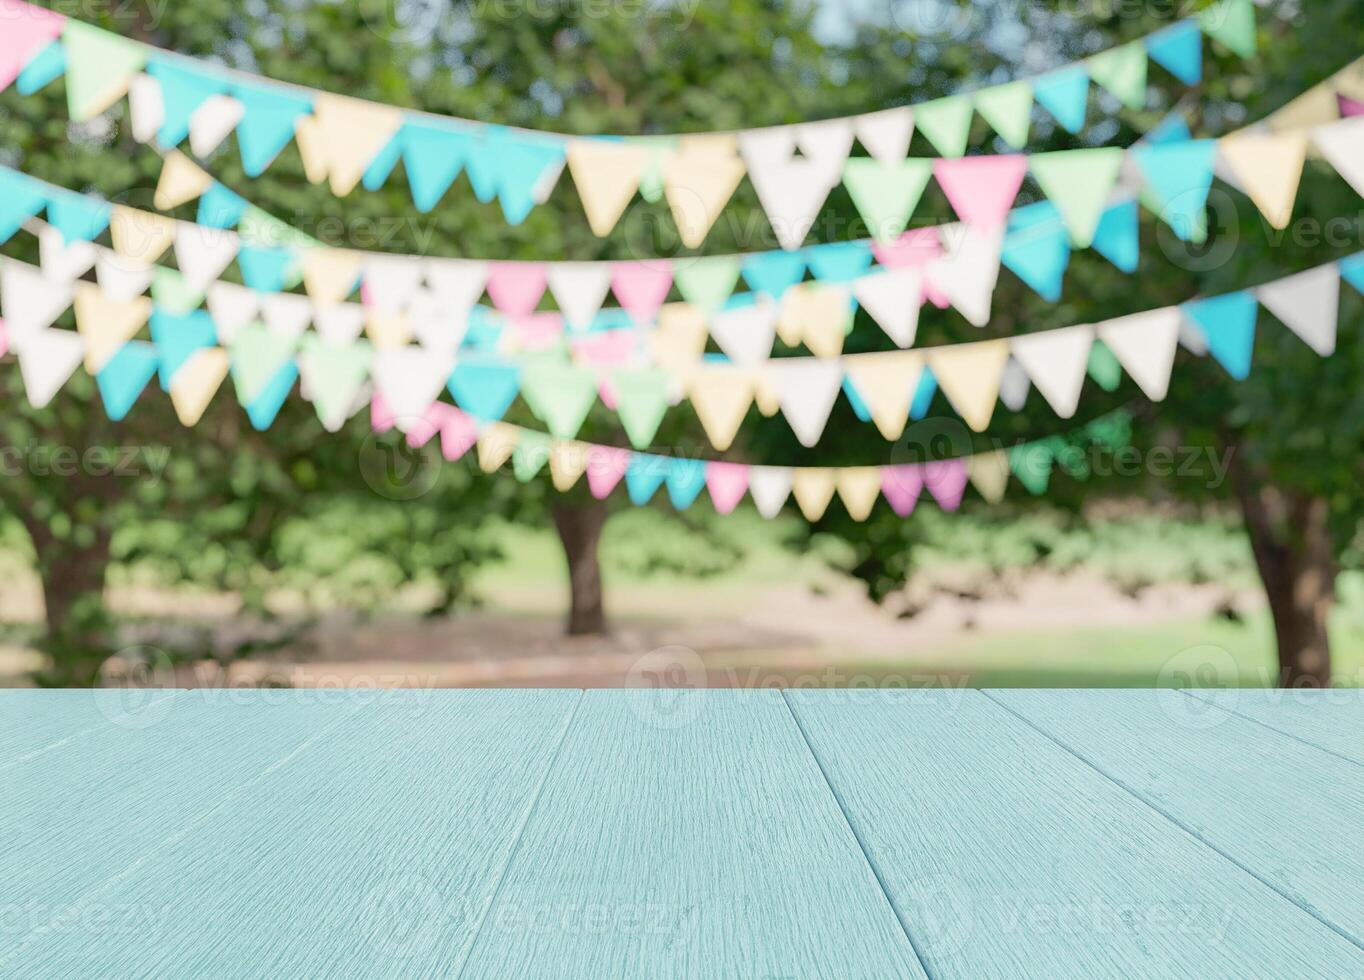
<box><xmin>787</xmin><ymin>688</ymin><xmax>1364</xmax><ymax>979</ymax></box>
<box><xmin>1182</xmin><ymin>689</ymin><xmax>1364</xmax><ymax>765</ymax></box>
<box><xmin>0</xmin><ymin>689</ymin><xmax>188</xmax><ymax>763</ymax></box>
<box><xmin>988</xmin><ymin>689</ymin><xmax>1364</xmax><ymax>952</ymax></box>
<box><xmin>457</xmin><ymin>689</ymin><xmax>928</xmax><ymax>980</ymax></box>
<box><xmin>5</xmin><ymin>690</ymin><xmax>581</xmax><ymax>978</ymax></box>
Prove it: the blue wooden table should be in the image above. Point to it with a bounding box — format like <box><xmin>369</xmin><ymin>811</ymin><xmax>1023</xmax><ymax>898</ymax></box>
<box><xmin>2</xmin><ymin>689</ymin><xmax>1360</xmax><ymax>977</ymax></box>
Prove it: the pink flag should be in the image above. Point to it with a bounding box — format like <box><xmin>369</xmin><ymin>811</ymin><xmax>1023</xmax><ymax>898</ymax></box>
<box><xmin>586</xmin><ymin>446</ymin><xmax>630</xmax><ymax>499</ymax></box>
<box><xmin>439</xmin><ymin>408</ymin><xmax>480</xmax><ymax>461</ymax></box>
<box><xmin>880</xmin><ymin>465</ymin><xmax>922</xmax><ymax>516</ymax></box>
<box><xmin>371</xmin><ymin>392</ymin><xmax>396</xmax><ymax>432</ymax></box>
<box><xmin>572</xmin><ymin>328</ymin><xmax>639</xmax><ymax>367</ymax></box>
<box><xmin>1341</xmin><ymin>95</ymin><xmax>1364</xmax><ymax>118</ymax></box>
<box><xmin>923</xmin><ymin>459</ymin><xmax>968</xmax><ymax>511</ymax></box>
<box><xmin>512</xmin><ymin>312</ymin><xmax>564</xmax><ymax>351</ymax></box>
<box><xmin>706</xmin><ymin>462</ymin><xmax>750</xmax><ymax>515</ymax></box>
<box><xmin>932</xmin><ymin>155</ymin><xmax>1028</xmax><ymax>228</ymax></box>
<box><xmin>405</xmin><ymin>402</ymin><xmax>451</xmax><ymax>448</ymax></box>
<box><xmin>0</xmin><ymin>0</ymin><xmax>65</xmax><ymax>92</ymax></box>
<box><xmin>611</xmin><ymin>261</ymin><xmax>673</xmax><ymax>323</ymax></box>
<box><xmin>871</xmin><ymin>227</ymin><xmax>941</xmax><ymax>269</ymax></box>
<box><xmin>486</xmin><ymin>262</ymin><xmax>547</xmax><ymax>317</ymax></box>
<box><xmin>597</xmin><ymin>379</ymin><xmax>617</xmax><ymax>411</ymax></box>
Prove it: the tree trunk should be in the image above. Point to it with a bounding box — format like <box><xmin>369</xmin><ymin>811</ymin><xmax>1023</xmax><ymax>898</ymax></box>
<box><xmin>1236</xmin><ymin>483</ymin><xmax>1335</xmax><ymax>688</ymax></box>
<box><xmin>550</xmin><ymin>499</ymin><xmax>608</xmax><ymax>637</ymax></box>
<box><xmin>24</xmin><ymin>519</ymin><xmax>115</xmax><ymax>687</ymax></box>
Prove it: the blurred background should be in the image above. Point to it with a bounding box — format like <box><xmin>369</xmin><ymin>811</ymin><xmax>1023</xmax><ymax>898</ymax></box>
<box><xmin>0</xmin><ymin>0</ymin><xmax>1360</xmax><ymax>690</ymax></box>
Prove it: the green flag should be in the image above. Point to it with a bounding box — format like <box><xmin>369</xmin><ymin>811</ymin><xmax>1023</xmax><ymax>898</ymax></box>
<box><xmin>151</xmin><ymin>267</ymin><xmax>205</xmax><ymax>315</ymax></box>
<box><xmin>842</xmin><ymin>159</ymin><xmax>933</xmax><ymax>243</ymax></box>
<box><xmin>519</xmin><ymin>361</ymin><xmax>599</xmax><ymax>438</ymax></box>
<box><xmin>612</xmin><ymin>367</ymin><xmax>672</xmax><ymax>449</ymax></box>
<box><xmin>1009</xmin><ymin>442</ymin><xmax>1055</xmax><ymax>495</ymax></box>
<box><xmin>62</xmin><ymin>22</ymin><xmax>147</xmax><ymax>121</ymax></box>
<box><xmin>1086</xmin><ymin>340</ymin><xmax>1124</xmax><ymax>392</ymax></box>
<box><xmin>301</xmin><ymin>337</ymin><xmax>372</xmax><ymax>429</ymax></box>
<box><xmin>972</xmin><ymin>81</ymin><xmax>1033</xmax><ymax>150</ymax></box>
<box><xmin>512</xmin><ymin>431</ymin><xmax>551</xmax><ymax>482</ymax></box>
<box><xmin>1087</xmin><ymin>41</ymin><xmax>1149</xmax><ymax>110</ymax></box>
<box><xmin>673</xmin><ymin>255</ymin><xmax>741</xmax><ymax>312</ymax></box>
<box><xmin>1201</xmin><ymin>0</ymin><xmax>1257</xmax><ymax>59</ymax></box>
<box><xmin>913</xmin><ymin>95</ymin><xmax>974</xmax><ymax>157</ymax></box>
<box><xmin>229</xmin><ymin>322</ymin><xmax>298</xmax><ymax>403</ymax></box>
<box><xmin>1029</xmin><ymin>148</ymin><xmax>1125</xmax><ymax>247</ymax></box>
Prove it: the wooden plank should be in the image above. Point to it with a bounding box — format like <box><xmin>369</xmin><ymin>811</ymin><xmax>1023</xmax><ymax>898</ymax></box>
<box><xmin>0</xmin><ymin>689</ymin><xmax>367</xmax><ymax>969</ymax></box>
<box><xmin>0</xmin><ymin>690</ymin><xmax>188</xmax><ymax>763</ymax></box>
<box><xmin>5</xmin><ymin>690</ymin><xmax>581</xmax><ymax>977</ymax></box>
<box><xmin>989</xmin><ymin>689</ymin><xmax>1364</xmax><ymax>951</ymax></box>
<box><xmin>458</xmin><ymin>689</ymin><xmax>928</xmax><ymax>979</ymax></box>
<box><xmin>787</xmin><ymin>688</ymin><xmax>1364</xmax><ymax>978</ymax></box>
<box><xmin>1183</xmin><ymin>689</ymin><xmax>1364</xmax><ymax>765</ymax></box>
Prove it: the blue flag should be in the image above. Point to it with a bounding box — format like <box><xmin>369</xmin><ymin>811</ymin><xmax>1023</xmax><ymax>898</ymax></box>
<box><xmin>625</xmin><ymin>454</ymin><xmax>668</xmax><ymax>505</ymax></box>
<box><xmin>1003</xmin><ymin>202</ymin><xmax>1072</xmax><ymax>302</ymax></box>
<box><xmin>233</xmin><ymin>82</ymin><xmax>313</xmax><ymax>177</ymax></box>
<box><xmin>245</xmin><ymin>361</ymin><xmax>298</xmax><ymax>430</ymax></box>
<box><xmin>1132</xmin><ymin>140</ymin><xmax>1217</xmax><ymax>243</ymax></box>
<box><xmin>666</xmin><ymin>458</ymin><xmax>708</xmax><ymax>510</ymax></box>
<box><xmin>1034</xmin><ymin>65</ymin><xmax>1090</xmax><ymax>134</ymax></box>
<box><xmin>1091</xmin><ymin>200</ymin><xmax>1139</xmax><ymax>274</ymax></box>
<box><xmin>1183</xmin><ymin>291</ymin><xmax>1258</xmax><ymax>380</ymax></box>
<box><xmin>97</xmin><ymin>341</ymin><xmax>160</xmax><ymax>421</ymax></box>
<box><xmin>1146</xmin><ymin>21</ymin><xmax>1203</xmax><ymax>85</ymax></box>
<box><xmin>0</xmin><ymin>168</ymin><xmax>47</xmax><ymax>244</ymax></box>
<box><xmin>147</xmin><ymin>59</ymin><xmax>229</xmax><ymax>148</ymax></box>
<box><xmin>149</xmin><ymin>308</ymin><xmax>217</xmax><ymax>390</ymax></box>
<box><xmin>448</xmin><ymin>359</ymin><xmax>521</xmax><ymax>421</ymax></box>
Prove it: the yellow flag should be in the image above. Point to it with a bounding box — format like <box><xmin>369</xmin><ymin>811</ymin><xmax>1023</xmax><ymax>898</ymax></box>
<box><xmin>927</xmin><ymin>339</ymin><xmax>1010</xmax><ymax>432</ymax></box>
<box><xmin>649</xmin><ymin>303</ymin><xmax>709</xmax><ymax>369</ymax></box>
<box><xmin>567</xmin><ymin>139</ymin><xmax>652</xmax><ymax>237</ymax></box>
<box><xmin>791</xmin><ymin>468</ymin><xmax>837</xmax><ymax>521</ymax></box>
<box><xmin>662</xmin><ymin>134</ymin><xmax>746</xmax><ymax>248</ymax></box>
<box><xmin>73</xmin><ymin>283</ymin><xmax>152</xmax><ymax>372</ymax></box>
<box><xmin>301</xmin><ymin>247</ymin><xmax>362</xmax><ymax>305</ymax></box>
<box><xmin>687</xmin><ymin>364</ymin><xmax>754</xmax><ymax>451</ymax></box>
<box><xmin>170</xmin><ymin>347</ymin><xmax>229</xmax><ymax>426</ymax></box>
<box><xmin>968</xmin><ymin>449</ymin><xmax>1011</xmax><ymax>504</ymax></box>
<box><xmin>842</xmin><ymin>350</ymin><xmax>925</xmax><ymax>440</ymax></box>
<box><xmin>298</xmin><ymin>94</ymin><xmax>405</xmax><ymax>197</ymax></box>
<box><xmin>478</xmin><ymin>422</ymin><xmax>518</xmax><ymax>472</ymax></box>
<box><xmin>1218</xmin><ymin>132</ymin><xmax>1309</xmax><ymax>230</ymax></box>
<box><xmin>752</xmin><ymin>371</ymin><xmax>781</xmax><ymax>416</ymax></box>
<box><xmin>836</xmin><ymin>467</ymin><xmax>882</xmax><ymax>521</ymax></box>
<box><xmin>110</xmin><ymin>206</ymin><xmax>176</xmax><ymax>265</ymax></box>
<box><xmin>365</xmin><ymin>309</ymin><xmax>412</xmax><ymax>348</ymax></box>
<box><xmin>154</xmin><ymin>150</ymin><xmax>213</xmax><ymax>210</ymax></box>
<box><xmin>1265</xmin><ymin>85</ymin><xmax>1341</xmax><ymax>135</ymax></box>
<box><xmin>780</xmin><ymin>283</ymin><xmax>852</xmax><ymax>356</ymax></box>
<box><xmin>550</xmin><ymin>441</ymin><xmax>588</xmax><ymax>491</ymax></box>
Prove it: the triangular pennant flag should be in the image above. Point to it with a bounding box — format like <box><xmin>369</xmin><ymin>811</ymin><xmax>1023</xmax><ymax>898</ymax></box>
<box><xmin>1217</xmin><ymin>132</ymin><xmax>1307</xmax><ymax>230</ymax></box>
<box><xmin>1200</xmin><ymin>0</ymin><xmax>1256</xmax><ymax>59</ymax></box>
<box><xmin>612</xmin><ymin>367</ymin><xmax>671</xmax><ymax>449</ymax></box>
<box><xmin>437</xmin><ymin>409</ymin><xmax>479</xmax><ymax>462</ymax></box>
<box><xmin>62</xmin><ymin>21</ymin><xmax>147</xmax><ymax>121</ymax></box>
<box><xmin>18</xmin><ymin>327</ymin><xmax>84</xmax><ymax>408</ymax></box>
<box><xmin>687</xmin><ymin>363</ymin><xmax>754</xmax><ymax>452</ymax></box>
<box><xmin>476</xmin><ymin>422</ymin><xmax>518</xmax><ymax>473</ymax></box>
<box><xmin>0</xmin><ymin>0</ymin><xmax>65</xmax><ymax>92</ymax></box>
<box><xmin>110</xmin><ymin>205</ymin><xmax>176</xmax><ymax>266</ymax></box>
<box><xmin>836</xmin><ymin>468</ymin><xmax>882</xmax><ymax>521</ymax></box>
<box><xmin>1033</xmin><ymin>65</ymin><xmax>1090</xmax><ymax>135</ymax></box>
<box><xmin>880</xmin><ymin>465</ymin><xmax>922</xmax><ymax>516</ymax></box>
<box><xmin>1029</xmin><ymin>148</ymin><xmax>1125</xmax><ymax>246</ymax></box>
<box><xmin>997</xmin><ymin>357</ymin><xmax>1031</xmax><ymax>411</ymax></box>
<box><xmin>567</xmin><ymin>139</ymin><xmax>651</xmax><ymax>237</ymax></box>
<box><xmin>1010</xmin><ymin>442</ymin><xmax>1056</xmax><ymax>495</ymax></box>
<box><xmin>706</xmin><ymin>462</ymin><xmax>750</xmax><ymax>515</ymax></box>
<box><xmin>1095</xmin><ymin>307</ymin><xmax>1182</xmax><ymax>400</ymax></box>
<box><xmin>73</xmin><ymin>283</ymin><xmax>152</xmax><ymax>373</ymax></box>
<box><xmin>520</xmin><ymin>361</ymin><xmax>598</xmax><ymax>438</ymax></box>
<box><xmin>0</xmin><ymin>259</ymin><xmax>72</xmax><ymax>347</ymax></box>
<box><xmin>586</xmin><ymin>445</ymin><xmax>630</xmax><ymax>500</ymax></box>
<box><xmin>174</xmin><ymin>223</ymin><xmax>239</xmax><ymax>291</ymax></box>
<box><xmin>312</xmin><ymin>303</ymin><xmax>366</xmax><ymax>344</ymax></box>
<box><xmin>169</xmin><ymin>346</ymin><xmax>228</xmax><ymax>425</ymax></box>
<box><xmin>549</xmin><ymin>442</ymin><xmax>588</xmax><ymax>492</ymax></box>
<box><xmin>767</xmin><ymin>359</ymin><xmax>844</xmax><ymax>447</ymax></box>
<box><xmin>206</xmin><ymin>282</ymin><xmax>259</xmax><ymax>343</ymax></box>
<box><xmin>547</xmin><ymin>262</ymin><xmax>612</xmax><ymax>331</ymax></box>
<box><xmin>841</xmin><ymin>158</ymin><xmax>934</xmax><ymax>243</ymax></box>
<box><xmin>674</xmin><ymin>255</ymin><xmax>741</xmax><ymax>313</ymax></box>
<box><xmin>968</xmin><ymin>450</ymin><xmax>1011</xmax><ymax>504</ymax></box>
<box><xmin>925</xmin><ymin>225</ymin><xmax>1004</xmax><ymax>327</ymax></box>
<box><xmin>795</xmin><ymin>118</ymin><xmax>856</xmax><ymax>170</ymax></box>
<box><xmin>300</xmin><ymin>248</ymin><xmax>361</xmax><ymax>305</ymax></box>
<box><xmin>37</xmin><ymin>223</ymin><xmax>96</xmax><ymax>280</ymax></box>
<box><xmin>155</xmin><ymin>150</ymin><xmax>214</xmax><ymax>210</ymax></box>
<box><xmin>232</xmin><ymin>82</ymin><xmax>313</xmax><ymax>176</ymax></box>
<box><xmin>260</xmin><ymin>292</ymin><xmax>313</xmax><ymax>340</ymax></box>
<box><xmin>1182</xmin><ymin>291</ymin><xmax>1258</xmax><ymax>380</ymax></box>
<box><xmin>1087</xmin><ymin>41</ymin><xmax>1148</xmax><ymax>110</ymax></box>
<box><xmin>1132</xmin><ymin>140</ymin><xmax>1218</xmax><ymax>243</ymax></box>
<box><xmin>512</xmin><ymin>431</ymin><xmax>551</xmax><ymax>483</ymax></box>
<box><xmin>0</xmin><ymin>168</ymin><xmax>46</xmax><ymax>244</ymax></box>
<box><xmin>299</xmin><ymin>94</ymin><xmax>405</xmax><ymax>197</ymax></box>
<box><xmin>1341</xmin><ymin>254</ymin><xmax>1364</xmax><ymax>294</ymax></box>
<box><xmin>369</xmin><ymin>346</ymin><xmax>453</xmax><ymax>430</ymax></box>
<box><xmin>361</xmin><ymin>254</ymin><xmax>423</xmax><ymax>312</ymax></box>
<box><xmin>625</xmin><ymin>454</ymin><xmax>668</xmax><ymax>505</ymax></box>
<box><xmin>741</xmin><ymin>250</ymin><xmax>807</xmax><ymax>298</ymax></box>
<box><xmin>611</xmin><ymin>261</ymin><xmax>673</xmax><ymax>324</ymax></box>
<box><xmin>710</xmin><ymin>297</ymin><xmax>777</xmax><ymax>366</ymax></box>
<box><xmin>237</xmin><ymin>244</ymin><xmax>298</xmax><ymax>293</ymax></box>
<box><xmin>972</xmin><ymin>80</ymin><xmax>1033</xmax><ymax>150</ymax></box>
<box><xmin>1265</xmin><ymin>85</ymin><xmax>1339</xmax><ymax>135</ymax></box>
<box><xmin>399</xmin><ymin>122</ymin><xmax>468</xmax><ymax>212</ymax></box>
<box><xmin>188</xmin><ymin>93</ymin><xmax>244</xmax><ymax>156</ymax></box>
<box><xmin>631</xmin><ymin>137</ymin><xmax>672</xmax><ymax>204</ymax></box>
<box><xmin>748</xmin><ymin>466</ymin><xmax>792</xmax><ymax>519</ymax></box>
<box><xmin>1086</xmin><ymin>339</ymin><xmax>1124</xmax><ymax>392</ymax></box>
<box><xmin>743</xmin><ymin>153</ymin><xmax>841</xmax><ymax>251</ymax></box>
<box><xmin>842</xmin><ymin>351</ymin><xmax>925</xmax><ymax>440</ymax></box>
<box><xmin>127</xmin><ymin>71</ymin><xmax>163</xmax><ymax>143</ymax></box>
<box><xmin>662</xmin><ymin>134</ymin><xmax>746</xmax><ymax>248</ymax></box>
<box><xmin>782</xmin><ymin>283</ymin><xmax>853</xmax><ymax>358</ymax></box>
<box><xmin>1256</xmin><ymin>265</ymin><xmax>1340</xmax><ymax>356</ymax></box>
<box><xmin>364</xmin><ymin>309</ymin><xmax>411</xmax><ymax>349</ymax></box>
<box><xmin>243</xmin><ymin>360</ymin><xmax>297</xmax><ymax>430</ymax></box>
<box><xmin>1312</xmin><ymin>117</ymin><xmax>1364</xmax><ymax>198</ymax></box>
<box><xmin>923</xmin><ymin>459</ymin><xmax>969</xmax><ymax>511</ymax></box>
<box><xmin>448</xmin><ymin>358</ymin><xmax>521</xmax><ymax>422</ymax></box>
<box><xmin>1146</xmin><ymin>21</ymin><xmax>1203</xmax><ymax>85</ymax></box>
<box><xmin>649</xmin><ymin>303</ymin><xmax>708</xmax><ymax>370</ymax></box>
<box><xmin>1091</xmin><ymin>200</ymin><xmax>1140</xmax><ymax>274</ymax></box>
<box><xmin>230</xmin><ymin>322</ymin><xmax>299</xmax><ymax>405</ymax></box>
<box><xmin>913</xmin><ymin>95</ymin><xmax>974</xmax><ymax>157</ymax></box>
<box><xmin>94</xmin><ymin>250</ymin><xmax>155</xmax><ymax>301</ymax></box>
<box><xmin>146</xmin><ymin>59</ymin><xmax>229</xmax><ymax>148</ymax></box>
<box><xmin>852</xmin><ymin>267</ymin><xmax>922</xmax><ymax>347</ymax></box>
<box><xmin>46</xmin><ymin>191</ymin><xmax>110</xmax><ymax>245</ymax></box>
<box><xmin>496</xmin><ymin>136</ymin><xmax>565</xmax><ymax>225</ymax></box>
<box><xmin>805</xmin><ymin>241</ymin><xmax>873</xmax><ymax>283</ymax></box>
<box><xmin>1002</xmin><ymin>203</ymin><xmax>1071</xmax><ymax>302</ymax></box>
<box><xmin>791</xmin><ymin>469</ymin><xmax>836</xmax><ymax>521</ymax></box>
<box><xmin>854</xmin><ymin>107</ymin><xmax>915</xmax><ymax>163</ymax></box>
<box><xmin>666</xmin><ymin>458</ymin><xmax>708</xmax><ymax>510</ymax></box>
<box><xmin>1008</xmin><ymin>325</ymin><xmax>1093</xmax><ymax>418</ymax></box>
<box><xmin>148</xmin><ymin>307</ymin><xmax>216</xmax><ymax>389</ymax></box>
<box><xmin>927</xmin><ymin>339</ymin><xmax>1010</xmax><ymax>431</ymax></box>
<box><xmin>486</xmin><ymin>262</ymin><xmax>547</xmax><ymax>318</ymax></box>
<box><xmin>425</xmin><ymin>258</ymin><xmax>488</xmax><ymax>313</ymax></box>
<box><xmin>96</xmin><ymin>339</ymin><xmax>158</xmax><ymax>420</ymax></box>
<box><xmin>933</xmin><ymin>155</ymin><xmax>1028</xmax><ymax>228</ymax></box>
<box><xmin>15</xmin><ymin>35</ymin><xmax>64</xmax><ymax>96</ymax></box>
<box><xmin>196</xmin><ymin>183</ymin><xmax>247</xmax><ymax>229</ymax></box>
